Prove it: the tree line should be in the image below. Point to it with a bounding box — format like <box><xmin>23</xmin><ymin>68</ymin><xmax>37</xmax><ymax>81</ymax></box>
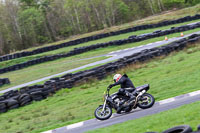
<box><xmin>0</xmin><ymin>0</ymin><xmax>199</xmax><ymax>55</ymax></box>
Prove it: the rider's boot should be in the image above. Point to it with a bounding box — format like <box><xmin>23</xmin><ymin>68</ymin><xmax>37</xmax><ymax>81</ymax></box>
<box><xmin>116</xmin><ymin>104</ymin><xmax>125</xmax><ymax>114</ymax></box>
<box><xmin>115</xmin><ymin>102</ymin><xmax>122</xmax><ymax>114</ymax></box>
<box><xmin>117</xmin><ymin>98</ymin><xmax>135</xmax><ymax>113</ymax></box>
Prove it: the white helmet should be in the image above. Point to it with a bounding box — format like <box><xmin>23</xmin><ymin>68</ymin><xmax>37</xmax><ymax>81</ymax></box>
<box><xmin>113</xmin><ymin>74</ymin><xmax>122</xmax><ymax>82</ymax></box>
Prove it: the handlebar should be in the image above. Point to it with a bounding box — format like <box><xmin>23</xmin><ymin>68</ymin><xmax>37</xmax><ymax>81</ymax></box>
<box><xmin>106</xmin><ymin>87</ymin><xmax>110</xmax><ymax>96</ymax></box>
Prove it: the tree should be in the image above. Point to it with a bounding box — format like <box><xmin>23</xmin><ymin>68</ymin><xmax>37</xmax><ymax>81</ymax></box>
<box><xmin>18</xmin><ymin>7</ymin><xmax>47</xmax><ymax>47</ymax></box>
<box><xmin>19</xmin><ymin>0</ymin><xmax>56</xmax><ymax>41</ymax></box>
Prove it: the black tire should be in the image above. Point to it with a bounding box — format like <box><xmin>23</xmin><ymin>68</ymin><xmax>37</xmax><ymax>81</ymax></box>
<box><xmin>162</xmin><ymin>125</ymin><xmax>192</xmax><ymax>133</ymax></box>
<box><xmin>0</xmin><ymin>103</ymin><xmax>6</xmax><ymax>109</ymax></box>
<box><xmin>7</xmin><ymin>99</ymin><xmax>19</xmax><ymax>107</ymax></box>
<box><xmin>32</xmin><ymin>96</ymin><xmax>44</xmax><ymax>101</ymax></box>
<box><xmin>20</xmin><ymin>98</ymin><xmax>32</xmax><ymax>106</ymax></box>
<box><xmin>19</xmin><ymin>96</ymin><xmax>31</xmax><ymax>102</ymax></box>
<box><xmin>137</xmin><ymin>93</ymin><xmax>155</xmax><ymax>109</ymax></box>
<box><xmin>94</xmin><ymin>105</ymin><xmax>112</xmax><ymax>120</ymax></box>
<box><xmin>197</xmin><ymin>125</ymin><xmax>200</xmax><ymax>131</ymax></box>
<box><xmin>0</xmin><ymin>108</ymin><xmax>7</xmax><ymax>113</ymax></box>
<box><xmin>19</xmin><ymin>93</ymin><xmax>30</xmax><ymax>101</ymax></box>
<box><xmin>8</xmin><ymin>104</ymin><xmax>19</xmax><ymax>110</ymax></box>
<box><xmin>20</xmin><ymin>101</ymin><xmax>32</xmax><ymax>106</ymax></box>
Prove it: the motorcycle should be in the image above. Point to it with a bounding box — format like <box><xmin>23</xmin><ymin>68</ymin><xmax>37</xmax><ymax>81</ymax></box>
<box><xmin>94</xmin><ymin>84</ymin><xmax>155</xmax><ymax>120</ymax></box>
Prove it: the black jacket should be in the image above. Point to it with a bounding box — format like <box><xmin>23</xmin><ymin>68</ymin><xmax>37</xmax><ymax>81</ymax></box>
<box><xmin>112</xmin><ymin>74</ymin><xmax>135</xmax><ymax>89</ymax></box>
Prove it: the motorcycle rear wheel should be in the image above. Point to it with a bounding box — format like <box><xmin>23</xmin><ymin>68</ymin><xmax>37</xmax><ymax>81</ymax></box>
<box><xmin>138</xmin><ymin>93</ymin><xmax>155</xmax><ymax>109</ymax></box>
<box><xmin>94</xmin><ymin>105</ymin><xmax>112</xmax><ymax>120</ymax></box>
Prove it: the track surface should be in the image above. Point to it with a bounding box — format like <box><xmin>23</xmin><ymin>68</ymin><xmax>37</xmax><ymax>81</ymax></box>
<box><xmin>42</xmin><ymin>90</ymin><xmax>200</xmax><ymax>133</ymax></box>
<box><xmin>1</xmin><ymin>30</ymin><xmax>200</xmax><ymax>94</ymax></box>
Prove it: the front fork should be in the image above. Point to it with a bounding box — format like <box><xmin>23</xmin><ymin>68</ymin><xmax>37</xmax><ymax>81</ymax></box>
<box><xmin>101</xmin><ymin>96</ymin><xmax>108</xmax><ymax>113</ymax></box>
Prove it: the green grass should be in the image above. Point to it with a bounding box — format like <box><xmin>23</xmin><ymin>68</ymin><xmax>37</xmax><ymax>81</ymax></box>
<box><xmin>0</xmin><ymin>42</ymin><xmax>199</xmax><ymax>133</ymax></box>
<box><xmin>0</xmin><ymin>56</ymin><xmax>108</xmax><ymax>91</ymax></box>
<box><xmin>87</xmin><ymin>101</ymin><xmax>200</xmax><ymax>133</ymax></box>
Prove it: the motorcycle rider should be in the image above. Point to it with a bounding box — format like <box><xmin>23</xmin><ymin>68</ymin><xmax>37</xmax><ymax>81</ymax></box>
<box><xmin>108</xmin><ymin>74</ymin><xmax>137</xmax><ymax>113</ymax></box>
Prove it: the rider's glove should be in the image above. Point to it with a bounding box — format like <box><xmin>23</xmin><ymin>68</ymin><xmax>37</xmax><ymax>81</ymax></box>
<box><xmin>108</xmin><ymin>84</ymin><xmax>114</xmax><ymax>89</ymax></box>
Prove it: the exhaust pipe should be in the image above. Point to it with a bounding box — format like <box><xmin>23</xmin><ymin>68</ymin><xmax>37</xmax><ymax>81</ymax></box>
<box><xmin>138</xmin><ymin>90</ymin><xmax>146</xmax><ymax>96</ymax></box>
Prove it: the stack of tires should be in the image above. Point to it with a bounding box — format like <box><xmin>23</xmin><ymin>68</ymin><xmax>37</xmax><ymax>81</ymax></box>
<box><xmin>0</xmin><ymin>101</ymin><xmax>7</xmax><ymax>113</ymax></box>
<box><xmin>0</xmin><ymin>78</ymin><xmax>10</xmax><ymax>86</ymax></box>
<box><xmin>146</xmin><ymin>125</ymin><xmax>200</xmax><ymax>133</ymax></box>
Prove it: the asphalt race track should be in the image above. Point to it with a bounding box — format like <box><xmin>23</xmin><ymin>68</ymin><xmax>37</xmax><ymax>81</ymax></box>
<box><xmin>1</xmin><ymin>30</ymin><xmax>200</xmax><ymax>94</ymax></box>
<box><xmin>42</xmin><ymin>90</ymin><xmax>200</xmax><ymax>133</ymax></box>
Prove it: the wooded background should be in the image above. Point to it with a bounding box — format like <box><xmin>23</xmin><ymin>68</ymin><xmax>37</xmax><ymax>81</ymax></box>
<box><xmin>0</xmin><ymin>0</ymin><xmax>199</xmax><ymax>55</ymax></box>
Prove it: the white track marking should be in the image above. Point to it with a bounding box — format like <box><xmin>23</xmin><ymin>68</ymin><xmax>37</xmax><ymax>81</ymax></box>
<box><xmin>116</xmin><ymin>50</ymin><xmax>122</xmax><ymax>52</ymax></box>
<box><xmin>121</xmin><ymin>49</ymin><xmax>127</xmax><ymax>51</ymax></box>
<box><xmin>110</xmin><ymin>114</ymin><xmax>114</xmax><ymax>118</ymax></box>
<box><xmin>147</xmin><ymin>43</ymin><xmax>153</xmax><ymax>46</ymax></box>
<box><xmin>124</xmin><ymin>48</ymin><xmax>130</xmax><ymax>50</ymax></box>
<box><xmin>106</xmin><ymin>54</ymin><xmax>118</xmax><ymax>57</ymax></box>
<box><xmin>66</xmin><ymin>122</ymin><xmax>84</xmax><ymax>130</ymax></box>
<box><xmin>189</xmin><ymin>90</ymin><xmax>200</xmax><ymax>96</ymax></box>
<box><xmin>109</xmin><ymin>51</ymin><xmax>115</xmax><ymax>54</ymax></box>
<box><xmin>159</xmin><ymin>98</ymin><xmax>175</xmax><ymax>105</ymax></box>
<box><xmin>41</xmin><ymin>130</ymin><xmax>52</xmax><ymax>133</ymax></box>
<box><xmin>156</xmin><ymin>41</ymin><xmax>163</xmax><ymax>43</ymax></box>
<box><xmin>137</xmin><ymin>45</ymin><xmax>143</xmax><ymax>48</ymax></box>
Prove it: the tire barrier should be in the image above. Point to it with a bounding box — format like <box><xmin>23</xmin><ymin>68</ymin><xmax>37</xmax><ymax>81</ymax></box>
<box><xmin>0</xmin><ymin>14</ymin><xmax>200</xmax><ymax>62</ymax></box>
<box><xmin>162</xmin><ymin>125</ymin><xmax>193</xmax><ymax>133</ymax></box>
<box><xmin>146</xmin><ymin>124</ymin><xmax>200</xmax><ymax>133</ymax></box>
<box><xmin>0</xmin><ymin>34</ymin><xmax>199</xmax><ymax>113</ymax></box>
<box><xmin>0</xmin><ymin>22</ymin><xmax>200</xmax><ymax>74</ymax></box>
<box><xmin>0</xmin><ymin>78</ymin><xmax>10</xmax><ymax>87</ymax></box>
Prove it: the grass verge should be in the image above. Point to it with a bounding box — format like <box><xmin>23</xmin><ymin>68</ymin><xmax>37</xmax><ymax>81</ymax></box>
<box><xmin>0</xmin><ymin>41</ymin><xmax>199</xmax><ymax>133</ymax></box>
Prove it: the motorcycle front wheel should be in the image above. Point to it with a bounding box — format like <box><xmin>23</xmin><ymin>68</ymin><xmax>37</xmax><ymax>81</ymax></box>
<box><xmin>94</xmin><ymin>105</ymin><xmax>112</xmax><ymax>120</ymax></box>
<box><xmin>137</xmin><ymin>93</ymin><xmax>155</xmax><ymax>109</ymax></box>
